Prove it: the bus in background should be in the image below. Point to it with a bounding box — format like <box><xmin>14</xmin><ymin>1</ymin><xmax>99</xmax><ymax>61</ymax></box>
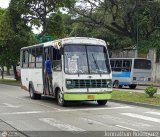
<box><xmin>110</xmin><ymin>58</ymin><xmax>152</xmax><ymax>89</ymax></box>
<box><xmin>20</xmin><ymin>37</ymin><xmax>112</xmax><ymax>106</ymax></box>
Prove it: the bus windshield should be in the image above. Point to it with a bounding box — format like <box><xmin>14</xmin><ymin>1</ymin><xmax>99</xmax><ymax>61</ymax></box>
<box><xmin>64</xmin><ymin>44</ymin><xmax>110</xmax><ymax>74</ymax></box>
<box><xmin>134</xmin><ymin>59</ymin><xmax>151</xmax><ymax>70</ymax></box>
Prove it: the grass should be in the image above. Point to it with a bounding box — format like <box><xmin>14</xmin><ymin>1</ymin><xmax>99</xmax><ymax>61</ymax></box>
<box><xmin>112</xmin><ymin>90</ymin><xmax>160</xmax><ymax>106</ymax></box>
<box><xmin>0</xmin><ymin>79</ymin><xmax>21</xmax><ymax>86</ymax></box>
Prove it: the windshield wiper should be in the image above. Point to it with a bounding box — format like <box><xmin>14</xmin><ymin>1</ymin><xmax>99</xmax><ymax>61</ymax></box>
<box><xmin>92</xmin><ymin>54</ymin><xmax>101</xmax><ymax>76</ymax></box>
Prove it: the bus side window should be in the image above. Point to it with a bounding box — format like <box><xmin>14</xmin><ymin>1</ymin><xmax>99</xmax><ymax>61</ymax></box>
<box><xmin>122</xmin><ymin>60</ymin><xmax>131</xmax><ymax>72</ymax></box>
<box><xmin>29</xmin><ymin>48</ymin><xmax>36</xmax><ymax>68</ymax></box>
<box><xmin>22</xmin><ymin>50</ymin><xmax>29</xmax><ymax>68</ymax></box>
<box><xmin>35</xmin><ymin>47</ymin><xmax>43</xmax><ymax>68</ymax></box>
<box><xmin>53</xmin><ymin>48</ymin><xmax>62</xmax><ymax>71</ymax></box>
<box><xmin>114</xmin><ymin>60</ymin><xmax>122</xmax><ymax>72</ymax></box>
<box><xmin>115</xmin><ymin>60</ymin><xmax>122</xmax><ymax>67</ymax></box>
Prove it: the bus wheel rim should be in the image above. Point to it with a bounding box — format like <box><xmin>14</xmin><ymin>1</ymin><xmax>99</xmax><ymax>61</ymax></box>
<box><xmin>58</xmin><ymin>91</ymin><xmax>63</xmax><ymax>104</ymax></box>
<box><xmin>30</xmin><ymin>87</ymin><xmax>33</xmax><ymax>97</ymax></box>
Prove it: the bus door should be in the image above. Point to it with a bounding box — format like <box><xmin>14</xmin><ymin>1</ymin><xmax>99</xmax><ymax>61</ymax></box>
<box><xmin>43</xmin><ymin>46</ymin><xmax>53</xmax><ymax>95</ymax></box>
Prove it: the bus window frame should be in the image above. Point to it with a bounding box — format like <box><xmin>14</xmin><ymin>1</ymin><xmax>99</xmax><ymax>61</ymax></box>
<box><xmin>21</xmin><ymin>44</ymin><xmax>44</xmax><ymax>69</ymax></box>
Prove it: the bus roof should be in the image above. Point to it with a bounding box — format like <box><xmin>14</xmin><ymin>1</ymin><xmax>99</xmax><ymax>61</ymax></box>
<box><xmin>21</xmin><ymin>37</ymin><xmax>106</xmax><ymax>50</ymax></box>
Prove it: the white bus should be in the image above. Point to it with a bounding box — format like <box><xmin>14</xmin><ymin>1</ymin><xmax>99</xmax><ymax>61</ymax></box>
<box><xmin>110</xmin><ymin>58</ymin><xmax>152</xmax><ymax>89</ymax></box>
<box><xmin>20</xmin><ymin>37</ymin><xmax>112</xmax><ymax>106</ymax></box>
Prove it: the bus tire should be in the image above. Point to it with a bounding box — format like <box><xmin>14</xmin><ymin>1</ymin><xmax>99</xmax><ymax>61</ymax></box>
<box><xmin>29</xmin><ymin>84</ymin><xmax>41</xmax><ymax>99</ymax></box>
<box><xmin>36</xmin><ymin>94</ymin><xmax>41</xmax><ymax>100</ymax></box>
<box><xmin>129</xmin><ymin>84</ymin><xmax>137</xmax><ymax>89</ymax></box>
<box><xmin>113</xmin><ymin>80</ymin><xmax>119</xmax><ymax>88</ymax></box>
<box><xmin>97</xmin><ymin>100</ymin><xmax>107</xmax><ymax>105</ymax></box>
<box><xmin>57</xmin><ymin>89</ymin><xmax>66</xmax><ymax>106</ymax></box>
<box><xmin>119</xmin><ymin>85</ymin><xmax>123</xmax><ymax>88</ymax></box>
<box><xmin>29</xmin><ymin>85</ymin><xmax>36</xmax><ymax>99</ymax></box>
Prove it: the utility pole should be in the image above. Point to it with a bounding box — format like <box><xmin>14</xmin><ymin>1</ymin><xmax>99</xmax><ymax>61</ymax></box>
<box><xmin>135</xmin><ymin>0</ymin><xmax>139</xmax><ymax>58</ymax></box>
<box><xmin>135</xmin><ymin>18</ymin><xmax>139</xmax><ymax>58</ymax></box>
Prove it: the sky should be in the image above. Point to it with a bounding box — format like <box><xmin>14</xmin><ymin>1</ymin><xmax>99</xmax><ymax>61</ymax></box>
<box><xmin>0</xmin><ymin>0</ymin><xmax>10</xmax><ymax>8</ymax></box>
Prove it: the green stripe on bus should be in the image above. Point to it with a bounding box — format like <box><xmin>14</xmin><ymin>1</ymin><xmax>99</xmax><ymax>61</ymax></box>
<box><xmin>64</xmin><ymin>93</ymin><xmax>112</xmax><ymax>101</ymax></box>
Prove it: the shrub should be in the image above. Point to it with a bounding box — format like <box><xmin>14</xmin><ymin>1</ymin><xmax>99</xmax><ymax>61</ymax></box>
<box><xmin>145</xmin><ymin>85</ymin><xmax>158</xmax><ymax>98</ymax></box>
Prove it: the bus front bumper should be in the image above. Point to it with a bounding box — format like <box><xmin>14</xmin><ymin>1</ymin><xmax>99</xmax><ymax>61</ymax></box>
<box><xmin>63</xmin><ymin>92</ymin><xmax>112</xmax><ymax>101</ymax></box>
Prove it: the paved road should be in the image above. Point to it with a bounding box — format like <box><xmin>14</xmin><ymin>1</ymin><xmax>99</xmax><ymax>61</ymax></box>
<box><xmin>0</xmin><ymin>84</ymin><xmax>160</xmax><ymax>137</ymax></box>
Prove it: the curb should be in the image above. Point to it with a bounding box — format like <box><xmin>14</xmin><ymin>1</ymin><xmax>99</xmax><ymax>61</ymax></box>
<box><xmin>110</xmin><ymin>99</ymin><xmax>160</xmax><ymax>110</ymax></box>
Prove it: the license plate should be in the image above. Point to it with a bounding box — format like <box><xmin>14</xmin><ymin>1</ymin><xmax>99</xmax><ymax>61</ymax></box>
<box><xmin>88</xmin><ymin>95</ymin><xmax>95</xmax><ymax>100</ymax></box>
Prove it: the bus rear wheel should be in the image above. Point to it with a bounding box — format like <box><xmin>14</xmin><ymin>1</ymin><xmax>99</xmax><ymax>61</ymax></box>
<box><xmin>57</xmin><ymin>89</ymin><xmax>66</xmax><ymax>106</ymax></box>
<box><xmin>97</xmin><ymin>100</ymin><xmax>107</xmax><ymax>105</ymax></box>
<box><xmin>129</xmin><ymin>84</ymin><xmax>137</xmax><ymax>89</ymax></box>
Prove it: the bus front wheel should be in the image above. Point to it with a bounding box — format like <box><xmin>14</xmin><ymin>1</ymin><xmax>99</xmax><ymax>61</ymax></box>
<box><xmin>97</xmin><ymin>100</ymin><xmax>107</xmax><ymax>105</ymax></box>
<box><xmin>113</xmin><ymin>80</ymin><xmax>119</xmax><ymax>88</ymax></box>
<box><xmin>57</xmin><ymin>89</ymin><xmax>66</xmax><ymax>106</ymax></box>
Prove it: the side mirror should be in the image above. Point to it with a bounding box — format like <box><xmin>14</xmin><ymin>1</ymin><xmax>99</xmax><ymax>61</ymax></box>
<box><xmin>60</xmin><ymin>47</ymin><xmax>64</xmax><ymax>55</ymax></box>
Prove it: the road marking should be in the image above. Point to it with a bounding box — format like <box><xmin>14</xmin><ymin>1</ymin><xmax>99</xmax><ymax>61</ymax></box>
<box><xmin>115</xmin><ymin>125</ymin><xmax>138</xmax><ymax>131</ymax></box>
<box><xmin>2</xmin><ymin>103</ymin><xmax>20</xmax><ymax>108</ymax></box>
<box><xmin>57</xmin><ymin>106</ymin><xmax>133</xmax><ymax>112</ymax></box>
<box><xmin>101</xmin><ymin>115</ymin><xmax>151</xmax><ymax>127</ymax></box>
<box><xmin>0</xmin><ymin>111</ymin><xmax>49</xmax><ymax>115</ymax></box>
<box><xmin>80</xmin><ymin>117</ymin><xmax>107</xmax><ymax>126</ymax></box>
<box><xmin>121</xmin><ymin>113</ymin><xmax>160</xmax><ymax>123</ymax></box>
<box><xmin>40</xmin><ymin>118</ymin><xmax>85</xmax><ymax>131</ymax></box>
<box><xmin>0</xmin><ymin>106</ymin><xmax>133</xmax><ymax>116</ymax></box>
<box><xmin>145</xmin><ymin>112</ymin><xmax>160</xmax><ymax>116</ymax></box>
<box><xmin>80</xmin><ymin>118</ymin><xmax>138</xmax><ymax>131</ymax></box>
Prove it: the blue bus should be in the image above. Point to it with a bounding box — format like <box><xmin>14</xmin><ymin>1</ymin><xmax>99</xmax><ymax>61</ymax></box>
<box><xmin>110</xmin><ymin>58</ymin><xmax>152</xmax><ymax>89</ymax></box>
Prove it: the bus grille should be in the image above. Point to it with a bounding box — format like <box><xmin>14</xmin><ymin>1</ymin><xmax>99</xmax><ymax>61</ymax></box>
<box><xmin>66</xmin><ymin>79</ymin><xmax>112</xmax><ymax>89</ymax></box>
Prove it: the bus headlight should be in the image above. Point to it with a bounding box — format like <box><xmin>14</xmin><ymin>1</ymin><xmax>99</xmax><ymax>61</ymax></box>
<box><xmin>66</xmin><ymin>80</ymin><xmax>72</xmax><ymax>85</ymax></box>
<box><xmin>66</xmin><ymin>80</ymin><xmax>73</xmax><ymax>88</ymax></box>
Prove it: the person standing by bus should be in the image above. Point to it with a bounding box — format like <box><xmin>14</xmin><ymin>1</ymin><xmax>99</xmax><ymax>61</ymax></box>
<box><xmin>45</xmin><ymin>56</ymin><xmax>53</xmax><ymax>95</ymax></box>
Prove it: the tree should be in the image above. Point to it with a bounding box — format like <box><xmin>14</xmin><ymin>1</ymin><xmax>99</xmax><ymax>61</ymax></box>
<box><xmin>0</xmin><ymin>2</ymin><xmax>33</xmax><ymax>80</ymax></box>
<box><xmin>69</xmin><ymin>0</ymin><xmax>160</xmax><ymax>45</ymax></box>
<box><xmin>13</xmin><ymin>0</ymin><xmax>75</xmax><ymax>38</ymax></box>
<box><xmin>46</xmin><ymin>12</ymin><xmax>64</xmax><ymax>39</ymax></box>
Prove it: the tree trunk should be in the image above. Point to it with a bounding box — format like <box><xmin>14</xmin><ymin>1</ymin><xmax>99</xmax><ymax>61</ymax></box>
<box><xmin>13</xmin><ymin>65</ymin><xmax>18</xmax><ymax>81</ymax></box>
<box><xmin>6</xmin><ymin>67</ymin><xmax>10</xmax><ymax>75</ymax></box>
